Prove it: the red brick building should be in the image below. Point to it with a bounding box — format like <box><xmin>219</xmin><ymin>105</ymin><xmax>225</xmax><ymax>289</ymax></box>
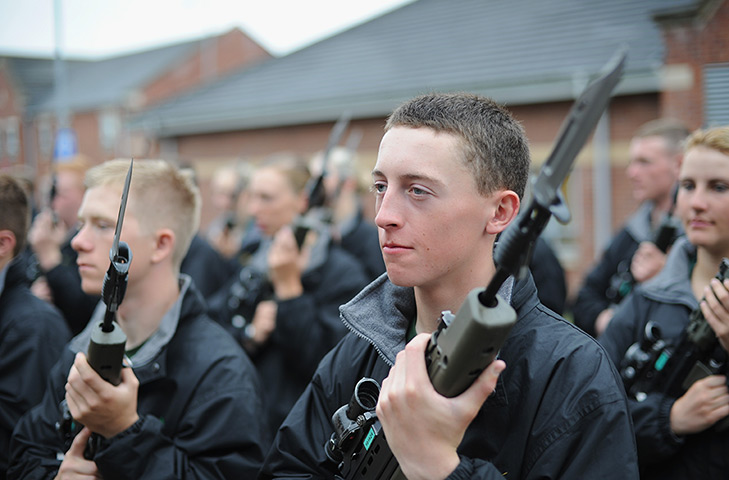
<box><xmin>0</xmin><ymin>28</ymin><xmax>269</xmax><ymax>177</ymax></box>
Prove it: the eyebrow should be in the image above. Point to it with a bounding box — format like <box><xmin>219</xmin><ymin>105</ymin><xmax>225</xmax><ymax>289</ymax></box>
<box><xmin>371</xmin><ymin>169</ymin><xmax>445</xmax><ymax>188</ymax></box>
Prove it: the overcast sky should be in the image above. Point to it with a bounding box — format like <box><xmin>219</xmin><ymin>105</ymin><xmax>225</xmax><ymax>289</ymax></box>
<box><xmin>0</xmin><ymin>0</ymin><xmax>414</xmax><ymax>58</ymax></box>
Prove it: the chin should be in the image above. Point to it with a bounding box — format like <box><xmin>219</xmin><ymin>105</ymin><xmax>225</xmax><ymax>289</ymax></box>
<box><xmin>80</xmin><ymin>279</ymin><xmax>103</xmax><ymax>297</ymax></box>
<box><xmin>384</xmin><ymin>268</ymin><xmax>424</xmax><ymax>288</ymax></box>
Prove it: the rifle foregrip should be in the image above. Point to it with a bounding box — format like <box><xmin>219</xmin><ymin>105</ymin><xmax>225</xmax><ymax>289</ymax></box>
<box><xmin>87</xmin><ymin>321</ymin><xmax>127</xmax><ymax>386</ymax></box>
<box><xmin>426</xmin><ymin>289</ymin><xmax>517</xmax><ymax>398</ymax></box>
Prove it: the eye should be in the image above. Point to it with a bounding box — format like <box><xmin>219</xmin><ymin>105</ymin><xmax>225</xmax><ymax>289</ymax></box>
<box><xmin>679</xmin><ymin>180</ymin><xmax>695</xmax><ymax>191</ymax></box>
<box><xmin>95</xmin><ymin>220</ymin><xmax>114</xmax><ymax>231</ymax></box>
<box><xmin>408</xmin><ymin>185</ymin><xmax>432</xmax><ymax>198</ymax></box>
<box><xmin>712</xmin><ymin>183</ymin><xmax>729</xmax><ymax>193</ymax></box>
<box><xmin>371</xmin><ymin>182</ymin><xmax>387</xmax><ymax>194</ymax></box>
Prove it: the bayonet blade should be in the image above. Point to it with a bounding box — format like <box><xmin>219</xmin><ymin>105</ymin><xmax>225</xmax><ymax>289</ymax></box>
<box><xmin>532</xmin><ymin>46</ymin><xmax>627</xmax><ymax>208</ymax></box>
<box><xmin>321</xmin><ymin>112</ymin><xmax>352</xmax><ymax>175</ymax></box>
<box><xmin>111</xmin><ymin>159</ymin><xmax>134</xmax><ymax>260</ymax></box>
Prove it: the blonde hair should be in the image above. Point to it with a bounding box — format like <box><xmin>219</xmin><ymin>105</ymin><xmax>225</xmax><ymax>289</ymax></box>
<box><xmin>258</xmin><ymin>153</ymin><xmax>311</xmax><ymax>194</ymax></box>
<box><xmin>685</xmin><ymin>126</ymin><xmax>729</xmax><ymax>156</ymax></box>
<box><xmin>85</xmin><ymin>159</ymin><xmax>201</xmax><ymax>271</ymax></box>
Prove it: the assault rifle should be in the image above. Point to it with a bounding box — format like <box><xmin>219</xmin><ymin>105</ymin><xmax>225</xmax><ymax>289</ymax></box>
<box><xmin>620</xmin><ymin>258</ymin><xmax>729</xmax><ymax>430</ymax></box>
<box><xmin>325</xmin><ymin>48</ymin><xmax>627</xmax><ymax>479</ymax></box>
<box><xmin>58</xmin><ymin>160</ymin><xmax>133</xmax><ymax>456</ymax></box>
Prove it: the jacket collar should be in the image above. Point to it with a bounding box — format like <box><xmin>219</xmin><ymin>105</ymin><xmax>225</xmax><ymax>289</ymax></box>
<box><xmin>340</xmin><ymin>273</ymin><xmax>516</xmax><ymax>367</ymax></box>
<box><xmin>69</xmin><ymin>274</ymin><xmax>200</xmax><ymax>383</ymax></box>
<box><xmin>638</xmin><ymin>236</ymin><xmax>696</xmax><ymax>308</ymax></box>
<box><xmin>624</xmin><ymin>201</ymin><xmax>655</xmax><ymax>243</ymax></box>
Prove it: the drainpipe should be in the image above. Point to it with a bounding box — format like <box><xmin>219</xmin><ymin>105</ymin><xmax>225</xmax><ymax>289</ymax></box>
<box><xmin>592</xmin><ymin>111</ymin><xmax>612</xmax><ymax>259</ymax></box>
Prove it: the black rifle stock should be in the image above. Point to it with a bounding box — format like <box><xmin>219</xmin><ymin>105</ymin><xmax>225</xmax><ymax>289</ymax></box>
<box><xmin>620</xmin><ymin>258</ymin><xmax>729</xmax><ymax>430</ymax></box>
<box><xmin>326</xmin><ymin>48</ymin><xmax>627</xmax><ymax>480</ymax></box>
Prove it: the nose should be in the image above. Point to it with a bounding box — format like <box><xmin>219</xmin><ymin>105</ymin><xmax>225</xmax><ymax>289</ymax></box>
<box><xmin>626</xmin><ymin>162</ymin><xmax>640</xmax><ymax>180</ymax></box>
<box><xmin>374</xmin><ymin>189</ymin><xmax>402</xmax><ymax>230</ymax></box>
<box><xmin>70</xmin><ymin>223</ymin><xmax>91</xmax><ymax>253</ymax></box>
<box><xmin>688</xmin><ymin>186</ymin><xmax>709</xmax><ymax>211</ymax></box>
<box><xmin>246</xmin><ymin>195</ymin><xmax>262</xmax><ymax>218</ymax></box>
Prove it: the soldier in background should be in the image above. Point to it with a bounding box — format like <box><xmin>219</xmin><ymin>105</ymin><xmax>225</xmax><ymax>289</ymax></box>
<box><xmin>572</xmin><ymin>119</ymin><xmax>689</xmax><ymax>337</ymax></box>
<box><xmin>0</xmin><ymin>174</ymin><xmax>70</xmax><ymax>478</ymax></box>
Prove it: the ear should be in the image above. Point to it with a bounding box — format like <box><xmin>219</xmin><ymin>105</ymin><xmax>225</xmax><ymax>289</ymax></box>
<box><xmin>150</xmin><ymin>228</ymin><xmax>175</xmax><ymax>264</ymax></box>
<box><xmin>0</xmin><ymin>230</ymin><xmax>17</xmax><ymax>259</ymax></box>
<box><xmin>297</xmin><ymin>190</ymin><xmax>309</xmax><ymax>214</ymax></box>
<box><xmin>485</xmin><ymin>190</ymin><xmax>520</xmax><ymax>235</ymax></box>
<box><xmin>673</xmin><ymin>152</ymin><xmax>684</xmax><ymax>176</ymax></box>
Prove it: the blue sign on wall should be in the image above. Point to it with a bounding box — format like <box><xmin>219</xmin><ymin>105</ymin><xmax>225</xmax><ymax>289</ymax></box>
<box><xmin>53</xmin><ymin>128</ymin><xmax>77</xmax><ymax>162</ymax></box>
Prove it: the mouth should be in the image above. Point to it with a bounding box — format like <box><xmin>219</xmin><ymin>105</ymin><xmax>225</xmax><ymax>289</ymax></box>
<box><xmin>77</xmin><ymin>262</ymin><xmax>94</xmax><ymax>272</ymax></box>
<box><xmin>687</xmin><ymin>218</ymin><xmax>714</xmax><ymax>230</ymax></box>
<box><xmin>381</xmin><ymin>242</ymin><xmax>412</xmax><ymax>253</ymax></box>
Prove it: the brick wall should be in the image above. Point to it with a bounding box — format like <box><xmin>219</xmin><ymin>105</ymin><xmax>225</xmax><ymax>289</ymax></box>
<box><xmin>659</xmin><ymin>0</ymin><xmax>729</xmax><ymax>129</ymax></box>
<box><xmin>142</xmin><ymin>29</ymin><xmax>271</xmax><ymax>108</ymax></box>
<box><xmin>0</xmin><ymin>63</ymin><xmax>24</xmax><ymax>168</ymax></box>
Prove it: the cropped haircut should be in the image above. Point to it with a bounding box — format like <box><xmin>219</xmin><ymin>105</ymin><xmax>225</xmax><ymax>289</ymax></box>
<box><xmin>385</xmin><ymin>92</ymin><xmax>531</xmax><ymax>198</ymax></box>
<box><xmin>258</xmin><ymin>153</ymin><xmax>311</xmax><ymax>195</ymax></box>
<box><xmin>0</xmin><ymin>174</ymin><xmax>31</xmax><ymax>256</ymax></box>
<box><xmin>634</xmin><ymin>118</ymin><xmax>691</xmax><ymax>156</ymax></box>
<box><xmin>685</xmin><ymin>126</ymin><xmax>729</xmax><ymax>156</ymax></box>
<box><xmin>85</xmin><ymin>159</ymin><xmax>201</xmax><ymax>272</ymax></box>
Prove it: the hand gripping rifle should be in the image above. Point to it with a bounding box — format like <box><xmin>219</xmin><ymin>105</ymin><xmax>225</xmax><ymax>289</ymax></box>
<box><xmin>325</xmin><ymin>48</ymin><xmax>626</xmax><ymax>480</ymax></box>
<box><xmin>606</xmin><ymin>185</ymin><xmax>682</xmax><ymax>303</ymax></box>
<box><xmin>620</xmin><ymin>258</ymin><xmax>729</xmax><ymax>430</ymax></box>
<box><xmin>58</xmin><ymin>160</ymin><xmax>133</xmax><ymax>456</ymax></box>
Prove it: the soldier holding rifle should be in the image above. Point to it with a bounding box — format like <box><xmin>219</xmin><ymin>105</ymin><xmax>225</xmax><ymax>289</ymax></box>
<box><xmin>261</xmin><ymin>92</ymin><xmax>638</xmax><ymax>479</ymax></box>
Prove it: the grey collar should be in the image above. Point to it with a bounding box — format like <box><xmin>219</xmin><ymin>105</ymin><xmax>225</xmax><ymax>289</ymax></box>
<box><xmin>70</xmin><ymin>275</ymin><xmax>191</xmax><ymax>367</ymax></box>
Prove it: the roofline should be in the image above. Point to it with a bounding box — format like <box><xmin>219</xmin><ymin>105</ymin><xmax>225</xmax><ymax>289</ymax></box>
<box><xmin>132</xmin><ymin>69</ymin><xmax>661</xmax><ymax>138</ymax></box>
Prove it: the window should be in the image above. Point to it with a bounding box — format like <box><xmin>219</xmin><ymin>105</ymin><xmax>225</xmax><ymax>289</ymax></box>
<box><xmin>704</xmin><ymin>63</ymin><xmax>729</xmax><ymax>127</ymax></box>
<box><xmin>5</xmin><ymin>116</ymin><xmax>19</xmax><ymax>159</ymax></box>
<box><xmin>38</xmin><ymin>116</ymin><xmax>54</xmax><ymax>156</ymax></box>
<box><xmin>99</xmin><ymin>110</ymin><xmax>120</xmax><ymax>151</ymax></box>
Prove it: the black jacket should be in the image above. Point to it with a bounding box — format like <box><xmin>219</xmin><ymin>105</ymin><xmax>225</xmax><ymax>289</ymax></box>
<box><xmin>572</xmin><ymin>203</ymin><xmax>654</xmax><ymax>336</ymax></box>
<box><xmin>0</xmin><ymin>258</ymin><xmax>70</xmax><ymax>479</ymax></box>
<box><xmin>180</xmin><ymin>234</ymin><xmax>237</xmax><ymax>299</ymax></box>
<box><xmin>261</xmin><ymin>273</ymin><xmax>639</xmax><ymax>479</ymax></box>
<box><xmin>599</xmin><ymin>237</ymin><xmax>729</xmax><ymax>479</ymax></box>
<box><xmin>8</xmin><ymin>276</ymin><xmax>269</xmax><ymax>480</ymax></box>
<box><xmin>528</xmin><ymin>236</ymin><xmax>567</xmax><ymax>315</ymax></box>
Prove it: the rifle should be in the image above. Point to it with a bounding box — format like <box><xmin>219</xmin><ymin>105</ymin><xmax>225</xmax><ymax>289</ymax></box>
<box><xmin>222</xmin><ymin>114</ymin><xmax>352</xmax><ymax>345</ymax></box>
<box><xmin>293</xmin><ymin>112</ymin><xmax>352</xmax><ymax>247</ymax></box>
<box><xmin>58</xmin><ymin>160</ymin><xmax>133</xmax><ymax>456</ymax></box>
<box><xmin>620</xmin><ymin>258</ymin><xmax>729</xmax><ymax>430</ymax></box>
<box><xmin>87</xmin><ymin>159</ymin><xmax>133</xmax><ymax>385</ymax></box>
<box><xmin>325</xmin><ymin>48</ymin><xmax>627</xmax><ymax>480</ymax></box>
<box><xmin>606</xmin><ymin>185</ymin><xmax>681</xmax><ymax>303</ymax></box>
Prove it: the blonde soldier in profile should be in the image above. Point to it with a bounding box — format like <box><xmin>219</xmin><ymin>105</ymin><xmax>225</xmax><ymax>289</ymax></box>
<box><xmin>9</xmin><ymin>159</ymin><xmax>268</xmax><ymax>479</ymax></box>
